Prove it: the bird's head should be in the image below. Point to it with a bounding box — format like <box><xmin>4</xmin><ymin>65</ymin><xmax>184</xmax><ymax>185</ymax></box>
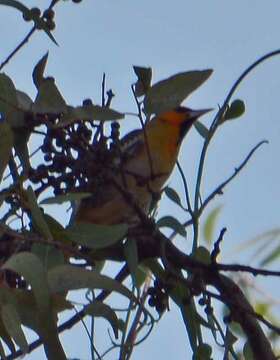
<box><xmin>157</xmin><ymin>106</ymin><xmax>212</xmax><ymax>143</ymax></box>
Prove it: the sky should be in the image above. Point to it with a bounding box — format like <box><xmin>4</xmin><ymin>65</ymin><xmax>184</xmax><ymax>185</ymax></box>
<box><xmin>1</xmin><ymin>0</ymin><xmax>280</xmax><ymax>359</ymax></box>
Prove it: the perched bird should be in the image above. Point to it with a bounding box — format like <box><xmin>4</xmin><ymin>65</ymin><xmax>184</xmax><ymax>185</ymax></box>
<box><xmin>75</xmin><ymin>106</ymin><xmax>211</xmax><ymax>226</ymax></box>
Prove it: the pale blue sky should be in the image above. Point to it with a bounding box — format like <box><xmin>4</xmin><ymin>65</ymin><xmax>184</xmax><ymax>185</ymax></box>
<box><xmin>1</xmin><ymin>0</ymin><xmax>280</xmax><ymax>359</ymax></box>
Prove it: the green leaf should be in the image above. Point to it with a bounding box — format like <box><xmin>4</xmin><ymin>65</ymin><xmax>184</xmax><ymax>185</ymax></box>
<box><xmin>33</xmin><ymin>52</ymin><xmax>49</xmax><ymax>89</ymax></box>
<box><xmin>133</xmin><ymin>66</ymin><xmax>152</xmax><ymax>97</ymax></box>
<box><xmin>157</xmin><ymin>215</ymin><xmax>186</xmax><ymax>237</ymax></box>
<box><xmin>32</xmin><ymin>78</ymin><xmax>67</xmax><ymax>114</ymax></box>
<box><xmin>143</xmin><ymin>69</ymin><xmax>213</xmax><ymax>115</ymax></box>
<box><xmin>124</xmin><ymin>238</ymin><xmax>138</xmax><ymax>286</ymax></box>
<box><xmin>203</xmin><ymin>206</ymin><xmax>222</xmax><ymax>244</ymax></box>
<box><xmin>16</xmin><ymin>90</ymin><xmax>33</xmax><ymax>111</ymax></box>
<box><xmin>26</xmin><ymin>186</ymin><xmax>52</xmax><ymax>240</ymax></box>
<box><xmin>0</xmin><ymin>122</ymin><xmax>13</xmax><ymax>181</ymax></box>
<box><xmin>48</xmin><ymin>265</ymin><xmax>135</xmax><ymax>301</ymax></box>
<box><xmin>0</xmin><ymin>73</ymin><xmax>20</xmax><ymax>125</ymax></box>
<box><xmin>1</xmin><ymin>303</ymin><xmax>28</xmax><ymax>354</ymax></box>
<box><xmin>3</xmin><ymin>252</ymin><xmax>50</xmax><ymax>310</ymax></box>
<box><xmin>224</xmin><ymin>99</ymin><xmax>245</xmax><ymax>120</ymax></box>
<box><xmin>40</xmin><ymin>192</ymin><xmax>91</xmax><ymax>205</ymax></box>
<box><xmin>194</xmin><ymin>120</ymin><xmax>209</xmax><ymax>139</ymax></box>
<box><xmin>65</xmin><ymin>222</ymin><xmax>127</xmax><ymax>249</ymax></box>
<box><xmin>57</xmin><ymin>104</ymin><xmax>125</xmax><ymax>127</ymax></box>
<box><xmin>164</xmin><ymin>186</ymin><xmax>183</xmax><ymax>207</ymax></box>
<box><xmin>85</xmin><ymin>301</ymin><xmax>121</xmax><ymax>339</ymax></box>
<box><xmin>13</xmin><ymin>128</ymin><xmax>31</xmax><ymax>175</ymax></box>
<box><xmin>32</xmin><ymin>243</ymin><xmax>65</xmax><ymax>271</ymax></box>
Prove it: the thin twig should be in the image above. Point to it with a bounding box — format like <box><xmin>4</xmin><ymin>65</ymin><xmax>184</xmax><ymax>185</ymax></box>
<box><xmin>0</xmin><ymin>26</ymin><xmax>36</xmax><ymax>71</ymax></box>
<box><xmin>201</xmin><ymin>140</ymin><xmax>268</xmax><ymax>212</ymax></box>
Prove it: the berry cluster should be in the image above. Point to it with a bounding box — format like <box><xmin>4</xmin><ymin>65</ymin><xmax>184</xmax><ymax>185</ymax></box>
<box><xmin>28</xmin><ymin>110</ymin><xmax>120</xmax><ymax>198</ymax></box>
<box><xmin>147</xmin><ymin>279</ymin><xmax>169</xmax><ymax>315</ymax></box>
<box><xmin>23</xmin><ymin>7</ymin><xmax>56</xmax><ymax>31</ymax></box>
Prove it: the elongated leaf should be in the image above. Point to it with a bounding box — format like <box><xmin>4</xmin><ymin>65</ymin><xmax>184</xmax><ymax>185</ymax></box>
<box><xmin>32</xmin><ymin>243</ymin><xmax>65</xmax><ymax>270</ymax></box>
<box><xmin>1</xmin><ymin>303</ymin><xmax>28</xmax><ymax>354</ymax></box>
<box><xmin>157</xmin><ymin>215</ymin><xmax>186</xmax><ymax>237</ymax></box>
<box><xmin>65</xmin><ymin>222</ymin><xmax>127</xmax><ymax>249</ymax></box>
<box><xmin>194</xmin><ymin>120</ymin><xmax>209</xmax><ymax>139</ymax></box>
<box><xmin>13</xmin><ymin>128</ymin><xmax>31</xmax><ymax>175</ymax></box>
<box><xmin>164</xmin><ymin>186</ymin><xmax>182</xmax><ymax>207</ymax></box>
<box><xmin>33</xmin><ymin>52</ymin><xmax>49</xmax><ymax>89</ymax></box>
<box><xmin>40</xmin><ymin>192</ymin><xmax>91</xmax><ymax>205</ymax></box>
<box><xmin>26</xmin><ymin>186</ymin><xmax>52</xmax><ymax>240</ymax></box>
<box><xmin>203</xmin><ymin>206</ymin><xmax>222</xmax><ymax>244</ymax></box>
<box><xmin>133</xmin><ymin>66</ymin><xmax>152</xmax><ymax>97</ymax></box>
<box><xmin>124</xmin><ymin>238</ymin><xmax>138</xmax><ymax>286</ymax></box>
<box><xmin>57</xmin><ymin>105</ymin><xmax>124</xmax><ymax>127</ymax></box>
<box><xmin>144</xmin><ymin>69</ymin><xmax>213</xmax><ymax>114</ymax></box>
<box><xmin>48</xmin><ymin>265</ymin><xmax>135</xmax><ymax>301</ymax></box>
<box><xmin>3</xmin><ymin>252</ymin><xmax>50</xmax><ymax>310</ymax></box>
<box><xmin>0</xmin><ymin>122</ymin><xmax>13</xmax><ymax>181</ymax></box>
<box><xmin>0</xmin><ymin>73</ymin><xmax>21</xmax><ymax>125</ymax></box>
<box><xmin>85</xmin><ymin>301</ymin><xmax>121</xmax><ymax>339</ymax></box>
<box><xmin>16</xmin><ymin>90</ymin><xmax>33</xmax><ymax>111</ymax></box>
<box><xmin>33</xmin><ymin>78</ymin><xmax>67</xmax><ymax>114</ymax></box>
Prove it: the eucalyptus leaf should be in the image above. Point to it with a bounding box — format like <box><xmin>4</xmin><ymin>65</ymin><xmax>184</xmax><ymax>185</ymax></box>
<box><xmin>157</xmin><ymin>215</ymin><xmax>186</xmax><ymax>237</ymax></box>
<box><xmin>3</xmin><ymin>252</ymin><xmax>51</xmax><ymax>310</ymax></box>
<box><xmin>40</xmin><ymin>192</ymin><xmax>91</xmax><ymax>205</ymax></box>
<box><xmin>194</xmin><ymin>120</ymin><xmax>209</xmax><ymax>139</ymax></box>
<box><xmin>26</xmin><ymin>186</ymin><xmax>52</xmax><ymax>240</ymax></box>
<box><xmin>0</xmin><ymin>121</ymin><xmax>13</xmax><ymax>181</ymax></box>
<box><xmin>16</xmin><ymin>90</ymin><xmax>33</xmax><ymax>111</ymax></box>
<box><xmin>124</xmin><ymin>238</ymin><xmax>138</xmax><ymax>286</ymax></box>
<box><xmin>144</xmin><ymin>69</ymin><xmax>213</xmax><ymax>114</ymax></box>
<box><xmin>32</xmin><ymin>78</ymin><xmax>67</xmax><ymax>114</ymax></box>
<box><xmin>13</xmin><ymin>128</ymin><xmax>31</xmax><ymax>175</ymax></box>
<box><xmin>85</xmin><ymin>301</ymin><xmax>121</xmax><ymax>339</ymax></box>
<box><xmin>1</xmin><ymin>303</ymin><xmax>28</xmax><ymax>355</ymax></box>
<box><xmin>133</xmin><ymin>66</ymin><xmax>152</xmax><ymax>97</ymax></box>
<box><xmin>164</xmin><ymin>186</ymin><xmax>182</xmax><ymax>207</ymax></box>
<box><xmin>65</xmin><ymin>222</ymin><xmax>127</xmax><ymax>249</ymax></box>
<box><xmin>48</xmin><ymin>265</ymin><xmax>135</xmax><ymax>301</ymax></box>
<box><xmin>57</xmin><ymin>104</ymin><xmax>124</xmax><ymax>127</ymax></box>
<box><xmin>33</xmin><ymin>52</ymin><xmax>49</xmax><ymax>89</ymax></box>
<box><xmin>0</xmin><ymin>73</ymin><xmax>20</xmax><ymax>125</ymax></box>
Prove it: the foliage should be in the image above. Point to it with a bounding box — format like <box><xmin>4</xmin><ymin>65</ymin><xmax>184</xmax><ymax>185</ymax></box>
<box><xmin>0</xmin><ymin>1</ymin><xmax>279</xmax><ymax>360</ymax></box>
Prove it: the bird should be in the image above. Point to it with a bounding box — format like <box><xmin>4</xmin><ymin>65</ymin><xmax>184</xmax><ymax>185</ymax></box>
<box><xmin>74</xmin><ymin>106</ymin><xmax>211</xmax><ymax>226</ymax></box>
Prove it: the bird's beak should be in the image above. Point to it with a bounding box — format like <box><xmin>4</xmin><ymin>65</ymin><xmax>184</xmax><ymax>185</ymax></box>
<box><xmin>189</xmin><ymin>108</ymin><xmax>213</xmax><ymax>119</ymax></box>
